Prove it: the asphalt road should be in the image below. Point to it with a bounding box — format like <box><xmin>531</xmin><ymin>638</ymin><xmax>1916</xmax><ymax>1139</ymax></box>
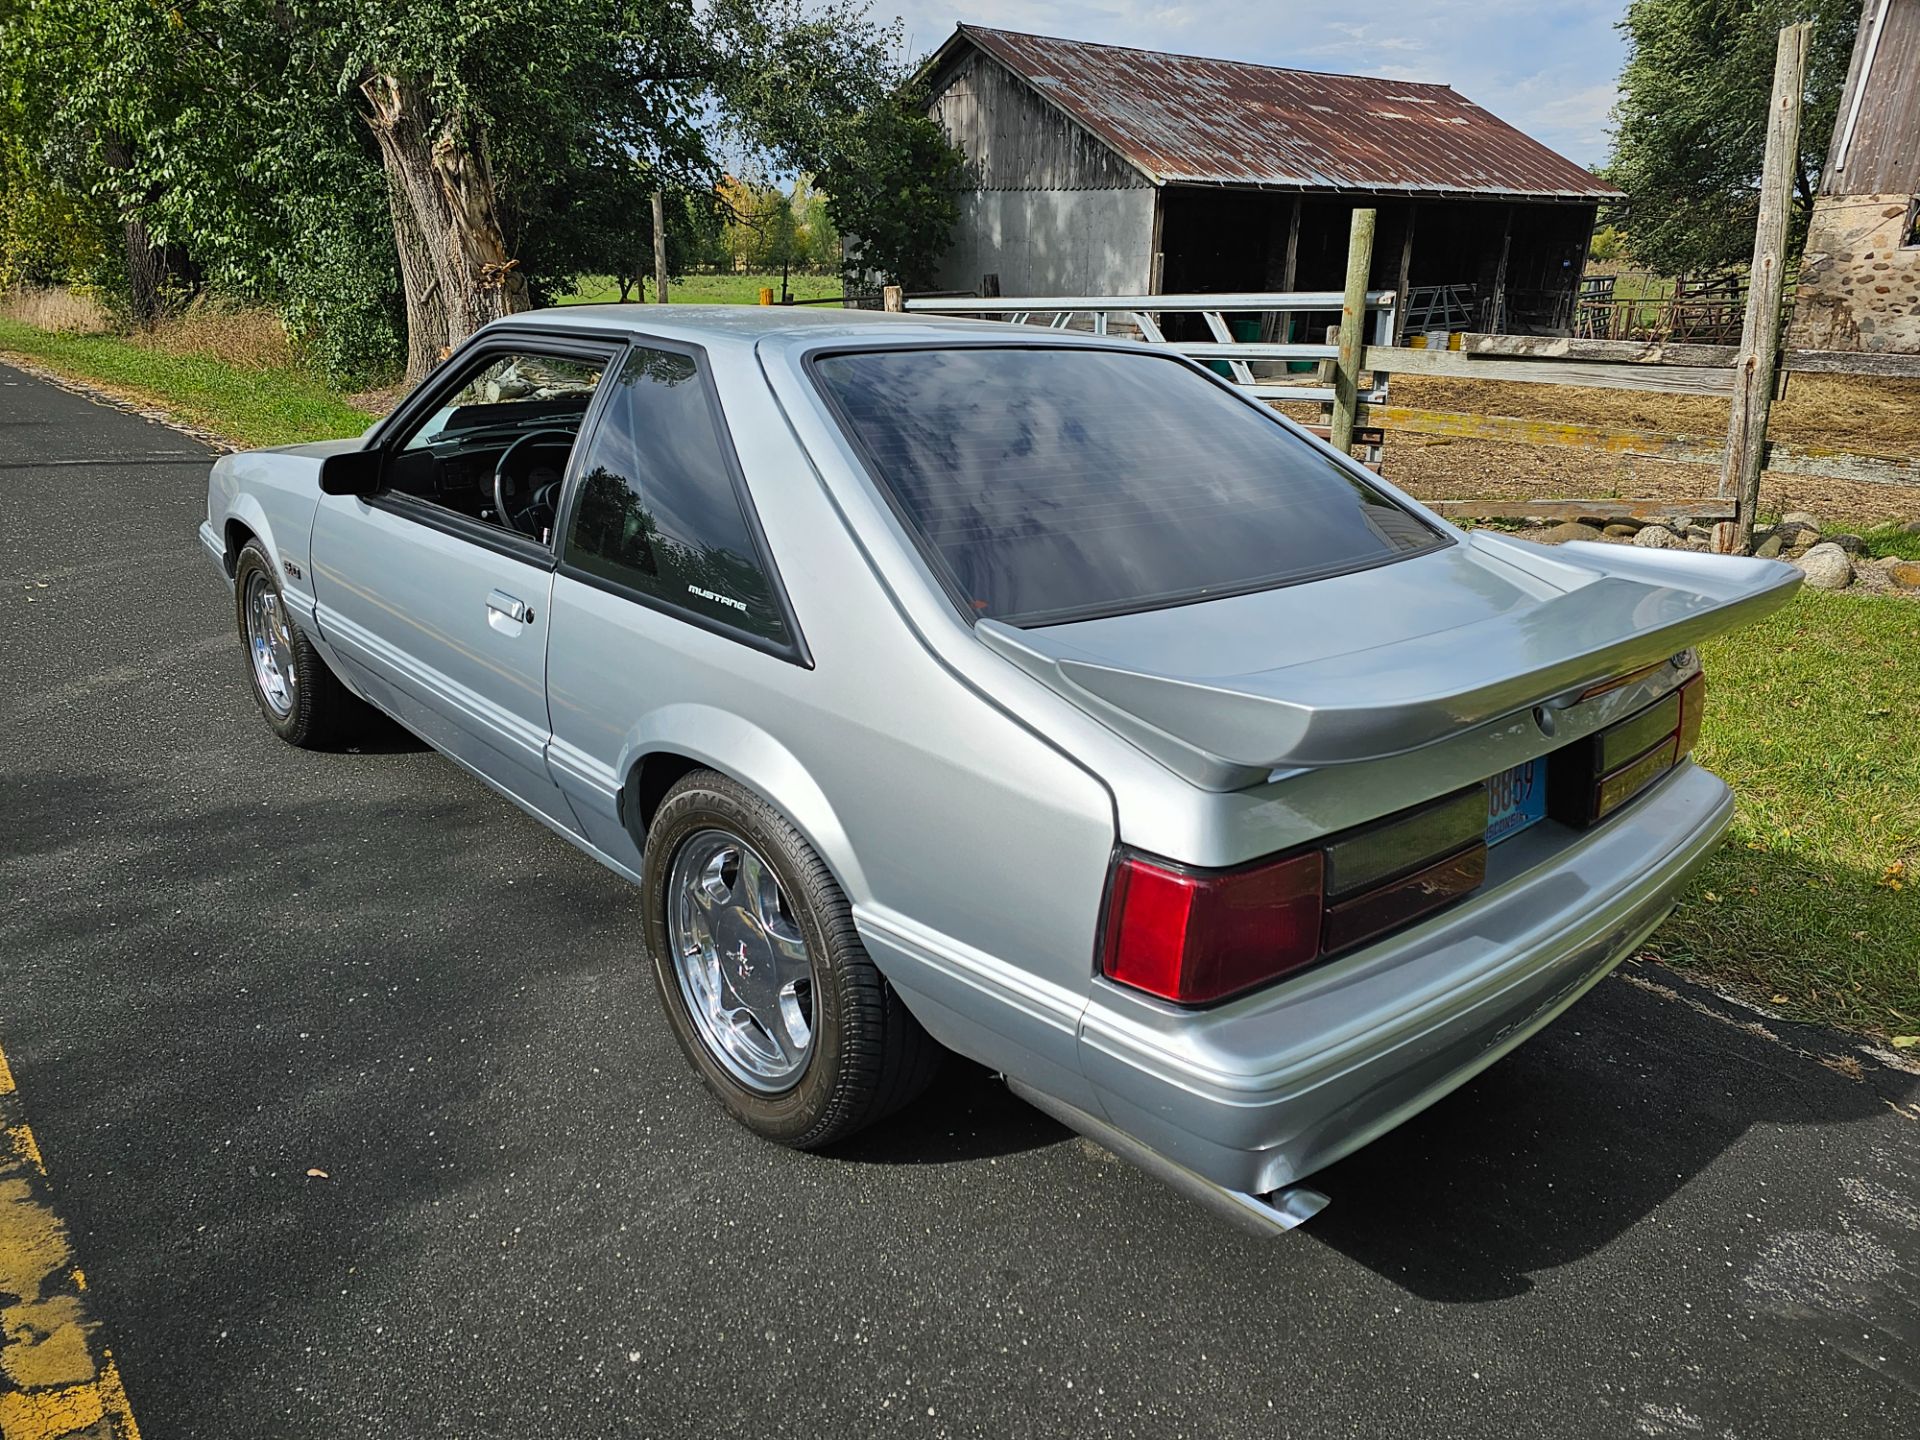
<box><xmin>2</xmin><ymin>358</ymin><xmax>1917</xmax><ymax>1439</ymax></box>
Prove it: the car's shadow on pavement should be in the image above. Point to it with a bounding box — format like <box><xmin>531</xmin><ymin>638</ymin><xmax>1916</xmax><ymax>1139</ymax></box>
<box><xmin>829</xmin><ymin>959</ymin><xmax>1915</xmax><ymax>1306</ymax></box>
<box><xmin>829</xmin><ymin>1059</ymin><xmax>1071</xmax><ymax>1165</ymax></box>
<box><xmin>1302</xmin><ymin>966</ymin><xmax>1916</xmax><ymax>1302</ymax></box>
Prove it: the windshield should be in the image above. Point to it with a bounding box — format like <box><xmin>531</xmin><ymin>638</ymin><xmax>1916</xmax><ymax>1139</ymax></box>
<box><xmin>812</xmin><ymin>346</ymin><xmax>1443</xmax><ymax>626</ymax></box>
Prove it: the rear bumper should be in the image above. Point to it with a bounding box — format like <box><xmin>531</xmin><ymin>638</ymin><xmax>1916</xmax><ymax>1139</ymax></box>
<box><xmin>1076</xmin><ymin>760</ymin><xmax>1734</xmax><ymax>1194</ymax></box>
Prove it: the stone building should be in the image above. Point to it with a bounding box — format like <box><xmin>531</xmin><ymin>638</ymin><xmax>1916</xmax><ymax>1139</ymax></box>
<box><xmin>1789</xmin><ymin>0</ymin><xmax>1920</xmax><ymax>353</ymax></box>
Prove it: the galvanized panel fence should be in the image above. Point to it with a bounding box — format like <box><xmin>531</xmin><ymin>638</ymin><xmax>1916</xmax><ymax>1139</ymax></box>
<box><xmin>901</xmin><ymin>290</ymin><xmax>1399</xmax><ymax>404</ymax></box>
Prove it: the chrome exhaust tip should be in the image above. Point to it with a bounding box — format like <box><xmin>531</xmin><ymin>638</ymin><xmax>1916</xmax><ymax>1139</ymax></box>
<box><xmin>1006</xmin><ymin>1078</ymin><xmax>1328</xmax><ymax>1236</ymax></box>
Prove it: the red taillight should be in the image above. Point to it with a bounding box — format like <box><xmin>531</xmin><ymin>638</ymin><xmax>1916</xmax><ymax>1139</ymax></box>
<box><xmin>1101</xmin><ymin>850</ymin><xmax>1324</xmax><ymax>1004</ymax></box>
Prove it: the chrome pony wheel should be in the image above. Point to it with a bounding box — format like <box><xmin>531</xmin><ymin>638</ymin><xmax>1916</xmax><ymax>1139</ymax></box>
<box><xmin>243</xmin><ymin>570</ymin><xmax>297</xmax><ymax>718</ymax></box>
<box><xmin>667</xmin><ymin>829</ymin><xmax>815</xmax><ymax>1093</ymax></box>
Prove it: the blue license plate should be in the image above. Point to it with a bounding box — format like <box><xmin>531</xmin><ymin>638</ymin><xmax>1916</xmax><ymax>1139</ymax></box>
<box><xmin>1486</xmin><ymin>759</ymin><xmax>1547</xmax><ymax>845</ymax></box>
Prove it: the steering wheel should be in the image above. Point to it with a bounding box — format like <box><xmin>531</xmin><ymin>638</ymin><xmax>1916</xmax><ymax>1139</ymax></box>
<box><xmin>493</xmin><ymin>430</ymin><xmax>575</xmax><ymax>538</ymax></box>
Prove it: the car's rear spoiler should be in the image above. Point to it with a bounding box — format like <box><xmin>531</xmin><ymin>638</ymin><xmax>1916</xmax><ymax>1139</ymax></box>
<box><xmin>977</xmin><ymin>535</ymin><xmax>1802</xmax><ymax>790</ymax></box>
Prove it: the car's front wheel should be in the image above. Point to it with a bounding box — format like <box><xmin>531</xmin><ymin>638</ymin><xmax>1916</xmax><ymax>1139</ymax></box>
<box><xmin>232</xmin><ymin>539</ymin><xmax>362</xmax><ymax>748</ymax></box>
<box><xmin>643</xmin><ymin>769</ymin><xmax>940</xmax><ymax>1147</ymax></box>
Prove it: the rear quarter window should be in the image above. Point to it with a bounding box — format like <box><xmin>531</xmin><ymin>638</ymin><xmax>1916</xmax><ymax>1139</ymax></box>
<box><xmin>812</xmin><ymin>346</ymin><xmax>1442</xmax><ymax>625</ymax></box>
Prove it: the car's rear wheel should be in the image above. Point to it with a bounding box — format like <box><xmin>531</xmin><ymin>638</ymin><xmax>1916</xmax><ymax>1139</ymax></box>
<box><xmin>643</xmin><ymin>769</ymin><xmax>940</xmax><ymax>1147</ymax></box>
<box><xmin>233</xmin><ymin>539</ymin><xmax>362</xmax><ymax>748</ymax></box>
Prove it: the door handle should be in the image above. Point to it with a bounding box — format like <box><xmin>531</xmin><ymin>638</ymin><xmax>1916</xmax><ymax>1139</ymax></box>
<box><xmin>486</xmin><ymin>589</ymin><xmax>529</xmax><ymax>624</ymax></box>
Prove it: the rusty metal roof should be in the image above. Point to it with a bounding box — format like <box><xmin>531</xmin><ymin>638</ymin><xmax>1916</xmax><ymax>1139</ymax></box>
<box><xmin>935</xmin><ymin>25</ymin><xmax>1621</xmax><ymax>201</ymax></box>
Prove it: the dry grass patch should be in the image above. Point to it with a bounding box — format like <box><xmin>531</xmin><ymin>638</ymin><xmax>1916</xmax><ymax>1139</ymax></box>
<box><xmin>129</xmin><ymin>301</ymin><xmax>294</xmax><ymax>369</ymax></box>
<box><xmin>0</xmin><ymin>286</ymin><xmax>112</xmax><ymax>333</ymax></box>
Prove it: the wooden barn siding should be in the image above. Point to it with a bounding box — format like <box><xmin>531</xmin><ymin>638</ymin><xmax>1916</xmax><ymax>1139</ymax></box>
<box><xmin>927</xmin><ymin>48</ymin><xmax>1150</xmax><ymax>191</ymax></box>
<box><xmin>1823</xmin><ymin>0</ymin><xmax>1920</xmax><ymax>195</ymax></box>
<box><xmin>932</xmin><ymin>188</ymin><xmax>1158</xmax><ymax>297</ymax></box>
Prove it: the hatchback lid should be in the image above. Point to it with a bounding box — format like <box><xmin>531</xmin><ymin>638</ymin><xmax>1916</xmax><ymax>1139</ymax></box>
<box><xmin>978</xmin><ymin>531</ymin><xmax>1800</xmax><ymax>789</ymax></box>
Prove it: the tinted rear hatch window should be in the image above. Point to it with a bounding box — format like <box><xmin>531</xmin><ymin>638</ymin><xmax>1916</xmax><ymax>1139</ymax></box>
<box><xmin>813</xmin><ymin>346</ymin><xmax>1442</xmax><ymax>625</ymax></box>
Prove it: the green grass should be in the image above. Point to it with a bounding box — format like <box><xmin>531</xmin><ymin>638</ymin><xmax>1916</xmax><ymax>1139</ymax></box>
<box><xmin>1645</xmin><ymin>590</ymin><xmax>1920</xmax><ymax>1038</ymax></box>
<box><xmin>559</xmin><ymin>271</ymin><xmax>845</xmax><ymax>307</ymax></box>
<box><xmin>0</xmin><ymin>318</ymin><xmax>375</xmax><ymax>448</ymax></box>
<box><xmin>1862</xmin><ymin>524</ymin><xmax>1920</xmax><ymax>562</ymax></box>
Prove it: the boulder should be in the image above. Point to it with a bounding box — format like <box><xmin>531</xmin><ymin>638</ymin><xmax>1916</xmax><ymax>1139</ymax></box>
<box><xmin>1535</xmin><ymin>521</ymin><xmax>1605</xmax><ymax>545</ymax></box>
<box><xmin>1828</xmin><ymin>532</ymin><xmax>1866</xmax><ymax>554</ymax></box>
<box><xmin>1603</xmin><ymin>523</ymin><xmax>1640</xmax><ymax>538</ymax></box>
<box><xmin>1632</xmin><ymin>524</ymin><xmax>1681</xmax><ymax>549</ymax></box>
<box><xmin>1902</xmin><ymin>520</ymin><xmax>1920</xmax><ymax>535</ymax></box>
<box><xmin>1792</xmin><ymin>542</ymin><xmax>1853</xmax><ymax>590</ymax></box>
<box><xmin>1780</xmin><ymin>510</ymin><xmax>1822</xmax><ymax>533</ymax></box>
<box><xmin>1887</xmin><ymin>560</ymin><xmax>1920</xmax><ymax>590</ymax></box>
<box><xmin>1753</xmin><ymin>533</ymin><xmax>1785</xmax><ymax>559</ymax></box>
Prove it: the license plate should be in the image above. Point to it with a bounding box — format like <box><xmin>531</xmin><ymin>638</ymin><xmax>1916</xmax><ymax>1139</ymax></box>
<box><xmin>1486</xmin><ymin>759</ymin><xmax>1547</xmax><ymax>845</ymax></box>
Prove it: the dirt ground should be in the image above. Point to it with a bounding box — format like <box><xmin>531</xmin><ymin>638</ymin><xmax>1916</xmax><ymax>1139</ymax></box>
<box><xmin>1375</xmin><ymin>373</ymin><xmax>1920</xmax><ymax>527</ymax></box>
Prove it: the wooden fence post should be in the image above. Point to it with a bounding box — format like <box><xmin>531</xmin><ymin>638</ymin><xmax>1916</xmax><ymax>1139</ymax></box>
<box><xmin>883</xmin><ymin>285</ymin><xmax>904</xmax><ymax>313</ymax></box>
<box><xmin>651</xmin><ymin>191</ymin><xmax>669</xmax><ymax>304</ymax></box>
<box><xmin>1722</xmin><ymin>23</ymin><xmax>1809</xmax><ymax>552</ymax></box>
<box><xmin>1331</xmin><ymin>207</ymin><xmax>1377</xmax><ymax>455</ymax></box>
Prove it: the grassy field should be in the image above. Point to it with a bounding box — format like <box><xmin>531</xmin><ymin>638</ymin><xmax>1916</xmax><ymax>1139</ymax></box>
<box><xmin>1648</xmin><ymin>589</ymin><xmax>1919</xmax><ymax>1038</ymax></box>
<box><xmin>560</xmin><ymin>271</ymin><xmax>845</xmax><ymax>307</ymax></box>
<box><xmin>0</xmin><ymin>317</ymin><xmax>376</xmax><ymax>448</ymax></box>
<box><xmin>1</xmin><ymin>307</ymin><xmax>1912</xmax><ymax>1039</ymax></box>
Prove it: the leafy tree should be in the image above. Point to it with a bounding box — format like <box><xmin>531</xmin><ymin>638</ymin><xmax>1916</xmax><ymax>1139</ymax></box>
<box><xmin>2</xmin><ymin>0</ymin><xmax>952</xmax><ymax>377</ymax></box>
<box><xmin>1607</xmin><ymin>0</ymin><xmax>1861</xmax><ymax>275</ymax></box>
<box><xmin>813</xmin><ymin>91</ymin><xmax>961</xmax><ymax>288</ymax></box>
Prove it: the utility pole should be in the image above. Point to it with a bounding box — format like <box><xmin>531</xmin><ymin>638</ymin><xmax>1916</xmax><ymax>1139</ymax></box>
<box><xmin>652</xmin><ymin>190</ymin><xmax>670</xmax><ymax>304</ymax></box>
<box><xmin>1722</xmin><ymin>23</ymin><xmax>1809</xmax><ymax>552</ymax></box>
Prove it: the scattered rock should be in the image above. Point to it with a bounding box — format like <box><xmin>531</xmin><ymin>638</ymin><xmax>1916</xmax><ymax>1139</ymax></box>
<box><xmin>1535</xmin><ymin>521</ymin><xmax>1605</xmax><ymax>545</ymax></box>
<box><xmin>1780</xmin><ymin>510</ymin><xmax>1822</xmax><ymax>533</ymax></box>
<box><xmin>1753</xmin><ymin>533</ymin><xmax>1785</xmax><ymax>559</ymax></box>
<box><xmin>1603</xmin><ymin>523</ymin><xmax>1639</xmax><ymax>538</ymax></box>
<box><xmin>1828</xmin><ymin>532</ymin><xmax>1866</xmax><ymax>554</ymax></box>
<box><xmin>1632</xmin><ymin>524</ymin><xmax>1681</xmax><ymax>548</ymax></box>
<box><xmin>1902</xmin><ymin>520</ymin><xmax>1920</xmax><ymax>535</ymax></box>
<box><xmin>1793</xmin><ymin>542</ymin><xmax>1853</xmax><ymax>590</ymax></box>
<box><xmin>1855</xmin><ymin>562</ymin><xmax>1894</xmax><ymax>594</ymax></box>
<box><xmin>1887</xmin><ymin>560</ymin><xmax>1920</xmax><ymax>590</ymax></box>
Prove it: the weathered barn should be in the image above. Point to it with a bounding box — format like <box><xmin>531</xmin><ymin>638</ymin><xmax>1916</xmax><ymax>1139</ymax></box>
<box><xmin>921</xmin><ymin>25</ymin><xmax>1621</xmax><ymax>337</ymax></box>
<box><xmin>1789</xmin><ymin>0</ymin><xmax>1920</xmax><ymax>354</ymax></box>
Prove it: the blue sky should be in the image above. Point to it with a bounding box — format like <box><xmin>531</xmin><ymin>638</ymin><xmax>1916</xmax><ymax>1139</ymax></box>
<box><xmin>885</xmin><ymin>1</ymin><xmax>1630</xmax><ymax>167</ymax></box>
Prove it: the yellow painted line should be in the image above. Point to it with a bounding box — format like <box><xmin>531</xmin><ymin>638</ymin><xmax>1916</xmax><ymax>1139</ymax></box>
<box><xmin>0</xmin><ymin>1036</ymin><xmax>142</xmax><ymax>1440</ymax></box>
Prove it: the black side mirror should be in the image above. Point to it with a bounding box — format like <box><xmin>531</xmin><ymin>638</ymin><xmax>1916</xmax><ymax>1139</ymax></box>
<box><xmin>318</xmin><ymin>446</ymin><xmax>385</xmax><ymax>498</ymax></box>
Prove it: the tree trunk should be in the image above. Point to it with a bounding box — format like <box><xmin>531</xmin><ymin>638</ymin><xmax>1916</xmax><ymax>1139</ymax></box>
<box><xmin>359</xmin><ymin>73</ymin><xmax>529</xmax><ymax>381</ymax></box>
<box><xmin>99</xmin><ymin>134</ymin><xmax>165</xmax><ymax>328</ymax></box>
<box><xmin>383</xmin><ymin>162</ymin><xmax>450</xmax><ymax>380</ymax></box>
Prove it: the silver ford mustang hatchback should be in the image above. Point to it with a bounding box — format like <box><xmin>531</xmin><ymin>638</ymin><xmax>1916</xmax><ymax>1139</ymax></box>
<box><xmin>201</xmin><ymin>306</ymin><xmax>1798</xmax><ymax>1232</ymax></box>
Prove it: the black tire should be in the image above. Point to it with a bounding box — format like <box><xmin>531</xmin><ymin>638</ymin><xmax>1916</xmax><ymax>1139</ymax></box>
<box><xmin>643</xmin><ymin>768</ymin><xmax>941</xmax><ymax>1148</ymax></box>
<box><xmin>232</xmin><ymin>539</ymin><xmax>364</xmax><ymax>748</ymax></box>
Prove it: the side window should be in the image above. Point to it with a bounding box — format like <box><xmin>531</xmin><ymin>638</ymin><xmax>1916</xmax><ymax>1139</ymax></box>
<box><xmin>385</xmin><ymin>350</ymin><xmax>603</xmax><ymax>540</ymax></box>
<box><xmin>564</xmin><ymin>347</ymin><xmax>790</xmax><ymax>646</ymax></box>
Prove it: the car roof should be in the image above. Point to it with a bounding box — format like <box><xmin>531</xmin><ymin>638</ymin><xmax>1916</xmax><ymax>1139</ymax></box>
<box><xmin>498</xmin><ymin>303</ymin><xmax>1084</xmax><ymax>360</ymax></box>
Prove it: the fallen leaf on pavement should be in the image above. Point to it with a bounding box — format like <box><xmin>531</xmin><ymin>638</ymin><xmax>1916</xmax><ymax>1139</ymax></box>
<box><xmin>1892</xmin><ymin>1036</ymin><xmax>1918</xmax><ymax>1050</ymax></box>
<box><xmin>306</xmin><ymin>1168</ymin><xmax>330</xmax><ymax>1179</ymax></box>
